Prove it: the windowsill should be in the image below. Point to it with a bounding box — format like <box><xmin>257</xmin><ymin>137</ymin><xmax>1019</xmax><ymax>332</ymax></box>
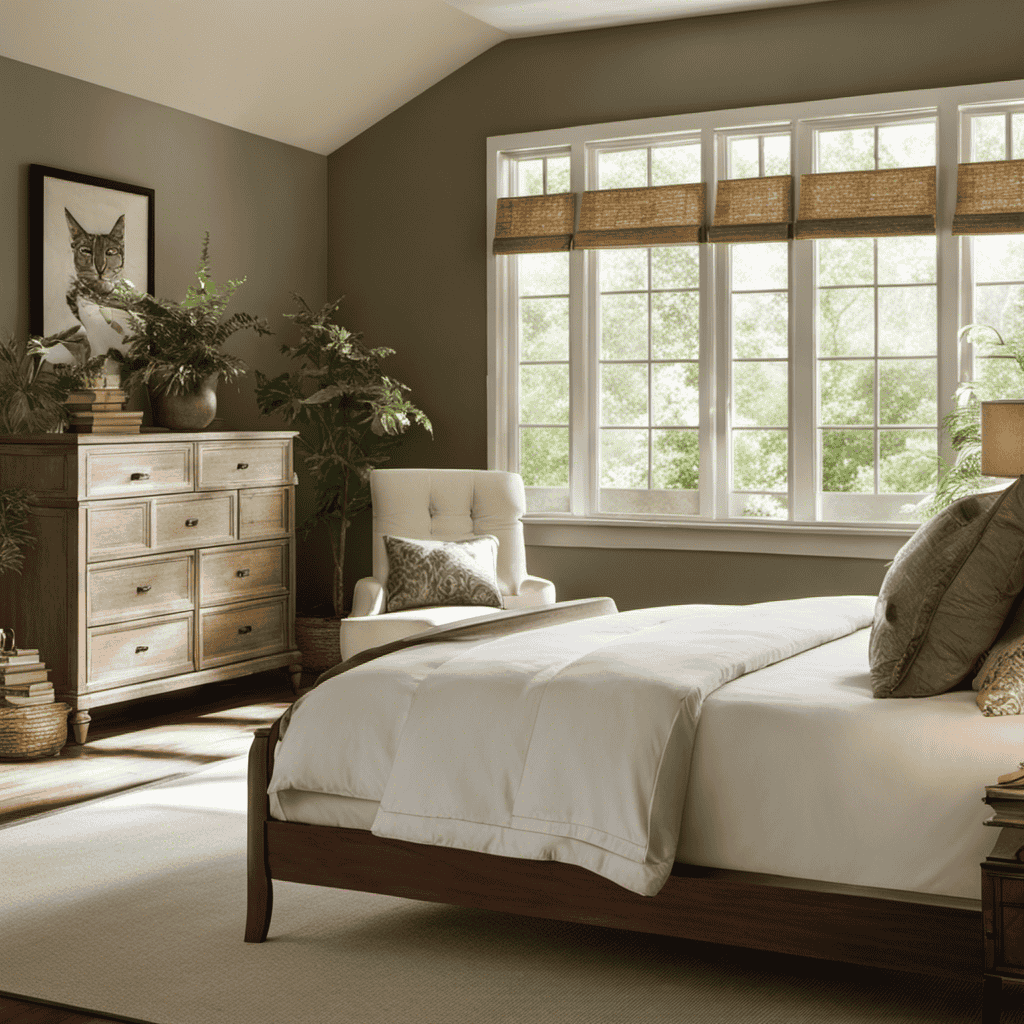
<box><xmin>523</xmin><ymin>515</ymin><xmax>915</xmax><ymax>560</ymax></box>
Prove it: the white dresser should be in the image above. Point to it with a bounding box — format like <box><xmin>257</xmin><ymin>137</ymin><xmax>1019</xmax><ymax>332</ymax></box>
<box><xmin>0</xmin><ymin>431</ymin><xmax>302</xmax><ymax>743</ymax></box>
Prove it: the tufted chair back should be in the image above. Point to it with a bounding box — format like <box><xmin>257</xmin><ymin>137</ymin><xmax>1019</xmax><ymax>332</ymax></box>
<box><xmin>369</xmin><ymin>468</ymin><xmax>529</xmax><ymax>598</ymax></box>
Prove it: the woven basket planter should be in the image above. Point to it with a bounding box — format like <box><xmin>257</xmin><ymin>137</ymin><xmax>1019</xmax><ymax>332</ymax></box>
<box><xmin>0</xmin><ymin>702</ymin><xmax>70</xmax><ymax>760</ymax></box>
<box><xmin>294</xmin><ymin>616</ymin><xmax>344</xmax><ymax>674</ymax></box>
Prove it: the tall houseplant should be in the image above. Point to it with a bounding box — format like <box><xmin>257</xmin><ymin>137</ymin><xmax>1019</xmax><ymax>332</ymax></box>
<box><xmin>0</xmin><ymin>488</ymin><xmax>35</xmax><ymax>576</ymax></box>
<box><xmin>107</xmin><ymin>233</ymin><xmax>271</xmax><ymax>429</ymax></box>
<box><xmin>255</xmin><ymin>295</ymin><xmax>432</xmax><ymax>619</ymax></box>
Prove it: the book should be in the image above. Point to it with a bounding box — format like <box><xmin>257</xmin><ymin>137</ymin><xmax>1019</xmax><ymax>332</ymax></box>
<box><xmin>0</xmin><ymin>651</ymin><xmax>40</xmax><ymax>667</ymax></box>
<box><xmin>1</xmin><ymin>692</ymin><xmax>54</xmax><ymax>707</ymax></box>
<box><xmin>1</xmin><ymin>680</ymin><xmax>53</xmax><ymax>695</ymax></box>
<box><xmin>68</xmin><ymin>401</ymin><xmax>126</xmax><ymax>412</ymax></box>
<box><xmin>0</xmin><ymin>666</ymin><xmax>47</xmax><ymax>682</ymax></box>
<box><xmin>66</xmin><ymin>388</ymin><xmax>126</xmax><ymax>404</ymax></box>
<box><xmin>69</xmin><ymin>411</ymin><xmax>144</xmax><ymax>423</ymax></box>
<box><xmin>70</xmin><ymin>423</ymin><xmax>143</xmax><ymax>435</ymax></box>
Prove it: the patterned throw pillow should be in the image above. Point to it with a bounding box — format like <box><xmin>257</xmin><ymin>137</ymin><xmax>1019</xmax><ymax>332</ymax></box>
<box><xmin>977</xmin><ymin>596</ymin><xmax>1024</xmax><ymax>715</ymax></box>
<box><xmin>384</xmin><ymin>535</ymin><xmax>503</xmax><ymax>613</ymax></box>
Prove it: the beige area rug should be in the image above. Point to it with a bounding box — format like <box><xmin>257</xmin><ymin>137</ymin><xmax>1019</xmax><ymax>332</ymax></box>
<box><xmin>2</xmin><ymin>757</ymin><xmax>1022</xmax><ymax>1024</ymax></box>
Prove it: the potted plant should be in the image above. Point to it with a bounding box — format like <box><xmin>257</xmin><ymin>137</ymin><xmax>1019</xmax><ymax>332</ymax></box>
<box><xmin>106</xmin><ymin>233</ymin><xmax>271</xmax><ymax>429</ymax></box>
<box><xmin>0</xmin><ymin>329</ymin><xmax>107</xmax><ymax>435</ymax></box>
<box><xmin>924</xmin><ymin>323</ymin><xmax>1011</xmax><ymax>515</ymax></box>
<box><xmin>255</xmin><ymin>295</ymin><xmax>432</xmax><ymax>668</ymax></box>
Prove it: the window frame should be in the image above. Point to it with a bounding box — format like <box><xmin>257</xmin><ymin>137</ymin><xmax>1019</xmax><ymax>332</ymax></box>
<box><xmin>487</xmin><ymin>79</ymin><xmax>1024</xmax><ymax>561</ymax></box>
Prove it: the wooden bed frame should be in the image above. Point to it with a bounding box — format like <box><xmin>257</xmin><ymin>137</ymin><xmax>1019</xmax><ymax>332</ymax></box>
<box><xmin>245</xmin><ymin>715</ymin><xmax>987</xmax><ymax>984</ymax></box>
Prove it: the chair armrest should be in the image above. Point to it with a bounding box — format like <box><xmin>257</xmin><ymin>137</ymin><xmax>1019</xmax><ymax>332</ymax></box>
<box><xmin>504</xmin><ymin>575</ymin><xmax>556</xmax><ymax>609</ymax></box>
<box><xmin>350</xmin><ymin>577</ymin><xmax>385</xmax><ymax>618</ymax></box>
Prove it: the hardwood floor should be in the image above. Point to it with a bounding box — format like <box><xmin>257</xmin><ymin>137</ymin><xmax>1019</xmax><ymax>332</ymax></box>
<box><xmin>0</xmin><ymin>668</ymin><xmax>303</xmax><ymax>1024</ymax></box>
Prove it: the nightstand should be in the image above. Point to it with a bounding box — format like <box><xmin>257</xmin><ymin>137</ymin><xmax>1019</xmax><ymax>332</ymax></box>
<box><xmin>981</xmin><ymin>778</ymin><xmax>1024</xmax><ymax>1024</ymax></box>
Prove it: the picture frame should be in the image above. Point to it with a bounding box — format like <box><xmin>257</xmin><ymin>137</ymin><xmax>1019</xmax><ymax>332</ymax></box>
<box><xmin>29</xmin><ymin>164</ymin><xmax>154</xmax><ymax>365</ymax></box>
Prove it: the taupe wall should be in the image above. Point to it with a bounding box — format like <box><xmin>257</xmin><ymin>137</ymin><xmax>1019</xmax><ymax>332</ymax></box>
<box><xmin>0</xmin><ymin>54</ymin><xmax>330</xmax><ymax>606</ymax></box>
<box><xmin>327</xmin><ymin>0</ymin><xmax>1024</xmax><ymax>610</ymax></box>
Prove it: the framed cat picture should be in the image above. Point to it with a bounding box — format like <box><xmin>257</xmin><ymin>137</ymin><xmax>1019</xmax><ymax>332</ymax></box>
<box><xmin>29</xmin><ymin>164</ymin><xmax>154</xmax><ymax>366</ymax></box>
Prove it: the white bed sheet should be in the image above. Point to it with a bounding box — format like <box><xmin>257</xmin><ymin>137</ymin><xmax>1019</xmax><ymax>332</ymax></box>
<box><xmin>270</xmin><ymin>627</ymin><xmax>1024</xmax><ymax>902</ymax></box>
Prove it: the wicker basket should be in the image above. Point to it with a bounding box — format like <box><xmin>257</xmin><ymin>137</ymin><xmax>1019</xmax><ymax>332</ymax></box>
<box><xmin>294</xmin><ymin>616</ymin><xmax>344</xmax><ymax>674</ymax></box>
<box><xmin>0</xmin><ymin>702</ymin><xmax>70</xmax><ymax>760</ymax></box>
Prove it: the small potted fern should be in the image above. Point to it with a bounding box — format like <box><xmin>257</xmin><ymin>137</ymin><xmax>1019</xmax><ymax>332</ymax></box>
<box><xmin>106</xmin><ymin>233</ymin><xmax>271</xmax><ymax>430</ymax></box>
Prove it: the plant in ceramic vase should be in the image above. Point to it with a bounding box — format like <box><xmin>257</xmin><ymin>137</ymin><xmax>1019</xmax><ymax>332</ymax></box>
<box><xmin>255</xmin><ymin>294</ymin><xmax>432</xmax><ymax>633</ymax></box>
<box><xmin>106</xmin><ymin>233</ymin><xmax>271</xmax><ymax>429</ymax></box>
<box><xmin>923</xmin><ymin>322</ymin><xmax>1014</xmax><ymax>516</ymax></box>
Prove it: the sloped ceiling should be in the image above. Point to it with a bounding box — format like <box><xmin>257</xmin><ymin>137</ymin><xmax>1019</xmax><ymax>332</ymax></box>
<box><xmin>0</xmin><ymin>0</ymin><xmax>838</xmax><ymax>156</ymax></box>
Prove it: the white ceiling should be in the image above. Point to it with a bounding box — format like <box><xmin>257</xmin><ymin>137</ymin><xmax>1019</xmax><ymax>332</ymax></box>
<box><xmin>0</xmin><ymin>0</ymin><xmax>837</xmax><ymax>156</ymax></box>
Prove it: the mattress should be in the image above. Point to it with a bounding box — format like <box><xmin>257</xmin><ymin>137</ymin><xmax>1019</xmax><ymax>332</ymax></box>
<box><xmin>270</xmin><ymin>627</ymin><xmax>1024</xmax><ymax>903</ymax></box>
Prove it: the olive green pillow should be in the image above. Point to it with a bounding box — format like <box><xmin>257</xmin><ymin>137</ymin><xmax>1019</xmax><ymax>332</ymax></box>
<box><xmin>870</xmin><ymin>479</ymin><xmax>1024</xmax><ymax>698</ymax></box>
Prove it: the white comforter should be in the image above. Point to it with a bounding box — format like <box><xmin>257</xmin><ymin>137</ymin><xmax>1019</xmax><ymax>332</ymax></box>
<box><xmin>270</xmin><ymin>596</ymin><xmax>873</xmax><ymax>895</ymax></box>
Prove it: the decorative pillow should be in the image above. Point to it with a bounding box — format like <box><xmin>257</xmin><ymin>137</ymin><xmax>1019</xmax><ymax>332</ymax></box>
<box><xmin>976</xmin><ymin>595</ymin><xmax>1024</xmax><ymax>715</ymax></box>
<box><xmin>384</xmin><ymin>534</ymin><xmax>503</xmax><ymax>613</ymax></box>
<box><xmin>870</xmin><ymin>478</ymin><xmax>1024</xmax><ymax>698</ymax></box>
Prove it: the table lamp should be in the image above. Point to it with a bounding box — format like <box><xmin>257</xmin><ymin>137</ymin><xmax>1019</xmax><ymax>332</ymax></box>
<box><xmin>981</xmin><ymin>400</ymin><xmax>1024</xmax><ymax>478</ymax></box>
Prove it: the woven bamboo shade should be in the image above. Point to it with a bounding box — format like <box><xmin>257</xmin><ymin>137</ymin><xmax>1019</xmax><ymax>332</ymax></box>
<box><xmin>794</xmin><ymin>165</ymin><xmax>936</xmax><ymax>239</ymax></box>
<box><xmin>574</xmin><ymin>183</ymin><xmax>706</xmax><ymax>248</ymax></box>
<box><xmin>708</xmin><ymin>175</ymin><xmax>793</xmax><ymax>243</ymax></box>
<box><xmin>952</xmin><ymin>160</ymin><xmax>1024</xmax><ymax>235</ymax></box>
<box><xmin>493</xmin><ymin>193</ymin><xmax>576</xmax><ymax>254</ymax></box>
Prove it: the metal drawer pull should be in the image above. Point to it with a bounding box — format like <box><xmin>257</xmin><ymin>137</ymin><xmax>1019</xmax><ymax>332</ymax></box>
<box><xmin>185</xmin><ymin>518</ymin><xmax>199</xmax><ymax>527</ymax></box>
<box><xmin>130</xmin><ymin>472</ymin><xmax>150</xmax><ymax>481</ymax></box>
<box><xmin>236</xmin><ymin>569</ymin><xmax>250</xmax><ymax>578</ymax></box>
<box><xmin>135</xmin><ymin>645</ymin><xmax>149</xmax><ymax>654</ymax></box>
<box><xmin>238</xmin><ymin>625</ymin><xmax>253</xmax><ymax>635</ymax></box>
<box><xmin>237</xmin><ymin>462</ymin><xmax>249</xmax><ymax>470</ymax></box>
<box><xmin>137</xmin><ymin>585</ymin><xmax>152</xmax><ymax>594</ymax></box>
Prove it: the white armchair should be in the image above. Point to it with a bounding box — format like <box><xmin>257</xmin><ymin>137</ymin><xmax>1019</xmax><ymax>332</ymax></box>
<box><xmin>339</xmin><ymin>468</ymin><xmax>556</xmax><ymax>661</ymax></box>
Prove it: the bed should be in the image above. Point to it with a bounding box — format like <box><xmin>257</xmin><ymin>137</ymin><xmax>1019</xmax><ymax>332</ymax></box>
<box><xmin>245</xmin><ymin>592</ymin><xmax>1024</xmax><ymax>1018</ymax></box>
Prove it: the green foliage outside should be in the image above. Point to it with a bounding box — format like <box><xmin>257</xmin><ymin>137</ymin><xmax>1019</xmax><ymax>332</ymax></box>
<box><xmin>255</xmin><ymin>295</ymin><xmax>432</xmax><ymax>617</ymax></box>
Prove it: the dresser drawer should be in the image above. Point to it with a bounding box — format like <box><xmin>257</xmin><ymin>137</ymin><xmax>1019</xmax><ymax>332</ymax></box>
<box><xmin>87</xmin><ymin>612</ymin><xmax>194</xmax><ymax>691</ymax></box>
<box><xmin>154</xmin><ymin>493</ymin><xmax>236</xmax><ymax>549</ymax></box>
<box><xmin>239</xmin><ymin>486</ymin><xmax>291</xmax><ymax>540</ymax></box>
<box><xmin>87</xmin><ymin>552</ymin><xmax>195</xmax><ymax>626</ymax></box>
<box><xmin>199</xmin><ymin>597</ymin><xmax>287</xmax><ymax>668</ymax></box>
<box><xmin>86</xmin><ymin>500</ymin><xmax>152</xmax><ymax>561</ymax></box>
<box><xmin>197</xmin><ymin>440</ymin><xmax>291</xmax><ymax>490</ymax></box>
<box><xmin>199</xmin><ymin>541</ymin><xmax>289</xmax><ymax>606</ymax></box>
<box><xmin>84</xmin><ymin>444</ymin><xmax>193</xmax><ymax>499</ymax></box>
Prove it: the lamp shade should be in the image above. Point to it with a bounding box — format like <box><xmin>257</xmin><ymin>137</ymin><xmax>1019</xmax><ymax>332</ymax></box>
<box><xmin>981</xmin><ymin>400</ymin><xmax>1024</xmax><ymax>477</ymax></box>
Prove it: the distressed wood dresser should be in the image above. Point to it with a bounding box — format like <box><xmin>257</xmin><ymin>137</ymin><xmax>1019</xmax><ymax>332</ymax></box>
<box><xmin>0</xmin><ymin>431</ymin><xmax>302</xmax><ymax>743</ymax></box>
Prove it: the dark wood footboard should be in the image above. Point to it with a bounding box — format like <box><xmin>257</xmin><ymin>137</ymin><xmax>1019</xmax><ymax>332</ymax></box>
<box><xmin>245</xmin><ymin>723</ymin><xmax>981</xmax><ymax>979</ymax></box>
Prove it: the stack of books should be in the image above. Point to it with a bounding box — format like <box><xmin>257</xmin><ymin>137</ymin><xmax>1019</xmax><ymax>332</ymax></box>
<box><xmin>0</xmin><ymin>648</ymin><xmax>54</xmax><ymax>707</ymax></box>
<box><xmin>66</xmin><ymin>387</ymin><xmax>144</xmax><ymax>434</ymax></box>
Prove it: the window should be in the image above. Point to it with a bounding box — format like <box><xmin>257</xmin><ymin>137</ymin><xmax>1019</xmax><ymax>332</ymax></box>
<box><xmin>592</xmin><ymin>140</ymin><xmax>702</xmax><ymax>515</ymax></box>
<box><xmin>811</xmin><ymin>119</ymin><xmax>938</xmax><ymax>522</ymax></box>
<box><xmin>962</xmin><ymin>106</ymin><xmax>1024</xmax><ymax>405</ymax></box>
<box><xmin>489</xmin><ymin>79</ymin><xmax>1024</xmax><ymax>554</ymax></box>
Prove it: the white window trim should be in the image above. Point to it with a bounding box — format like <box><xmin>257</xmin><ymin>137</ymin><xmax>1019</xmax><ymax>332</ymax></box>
<box><xmin>487</xmin><ymin>78</ymin><xmax>1024</xmax><ymax>561</ymax></box>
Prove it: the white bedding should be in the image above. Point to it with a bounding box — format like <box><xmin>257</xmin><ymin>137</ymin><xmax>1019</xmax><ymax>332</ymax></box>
<box><xmin>268</xmin><ymin>599</ymin><xmax>1024</xmax><ymax>902</ymax></box>
<box><xmin>271</xmin><ymin>597</ymin><xmax>868</xmax><ymax>893</ymax></box>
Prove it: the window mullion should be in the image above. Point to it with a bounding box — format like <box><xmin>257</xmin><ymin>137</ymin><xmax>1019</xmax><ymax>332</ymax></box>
<box><xmin>936</xmin><ymin>99</ymin><xmax>961</xmax><ymax>473</ymax></box>
<box><xmin>571</xmin><ymin>140</ymin><xmax>590</xmax><ymax>516</ymax></box>
<box><xmin>702</xmin><ymin>125</ymin><xmax>720</xmax><ymax>519</ymax></box>
<box><xmin>791</xmin><ymin>122</ymin><xmax>816</xmax><ymax>520</ymax></box>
